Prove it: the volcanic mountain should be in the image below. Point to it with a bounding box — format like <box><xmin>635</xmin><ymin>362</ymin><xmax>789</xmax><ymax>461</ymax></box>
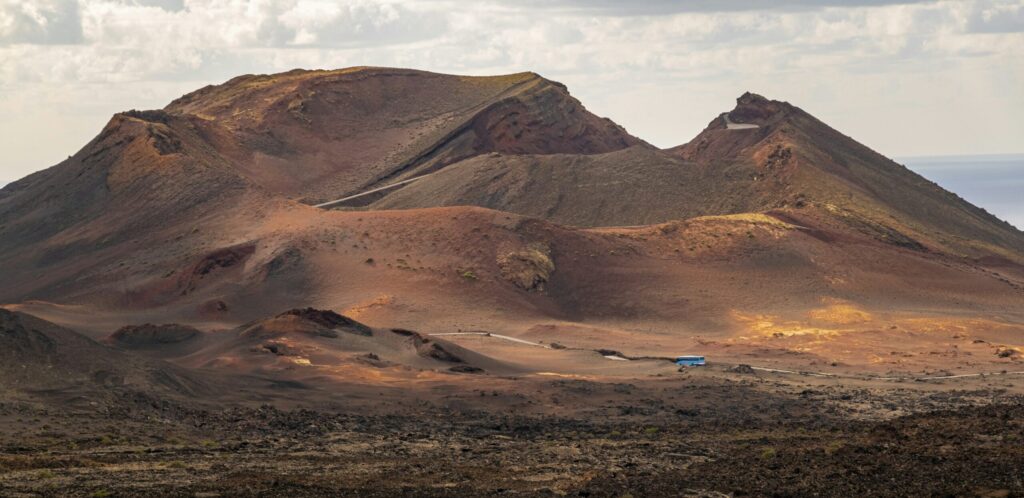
<box><xmin>670</xmin><ymin>92</ymin><xmax>1024</xmax><ymax>260</ymax></box>
<box><xmin>2</xmin><ymin>67</ymin><xmax>1023</xmax><ymax>498</ymax></box>
<box><xmin>163</xmin><ymin>67</ymin><xmax>641</xmax><ymax>202</ymax></box>
<box><xmin>0</xmin><ymin>67</ymin><xmax>638</xmax><ymax>304</ymax></box>
<box><xmin>0</xmin><ymin>67</ymin><xmax>1021</xmax><ymax>377</ymax></box>
<box><xmin>373</xmin><ymin>92</ymin><xmax>1024</xmax><ymax>261</ymax></box>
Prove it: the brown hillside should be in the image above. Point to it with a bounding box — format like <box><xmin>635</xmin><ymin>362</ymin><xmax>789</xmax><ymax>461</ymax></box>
<box><xmin>366</xmin><ymin>90</ymin><xmax>1023</xmax><ymax>263</ymax></box>
<box><xmin>0</xmin><ymin>70</ymin><xmax>1020</xmax><ymax>380</ymax></box>
<box><xmin>0</xmin><ymin>309</ymin><xmax>215</xmax><ymax>398</ymax></box>
<box><xmin>671</xmin><ymin>92</ymin><xmax>1024</xmax><ymax>260</ymax></box>
<box><xmin>370</xmin><ymin>145</ymin><xmax>718</xmax><ymax>227</ymax></box>
<box><xmin>165</xmin><ymin>67</ymin><xmax>641</xmax><ymax>203</ymax></box>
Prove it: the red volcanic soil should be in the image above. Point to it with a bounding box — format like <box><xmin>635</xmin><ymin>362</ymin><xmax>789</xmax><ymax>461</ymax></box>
<box><xmin>670</xmin><ymin>92</ymin><xmax>1024</xmax><ymax>260</ymax></box>
<box><xmin>163</xmin><ymin>67</ymin><xmax>641</xmax><ymax>202</ymax></box>
<box><xmin>0</xmin><ymin>67</ymin><xmax>1022</xmax><ymax>495</ymax></box>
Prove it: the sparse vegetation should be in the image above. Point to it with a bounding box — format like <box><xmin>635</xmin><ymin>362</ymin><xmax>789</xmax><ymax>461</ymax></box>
<box><xmin>497</xmin><ymin>243</ymin><xmax>554</xmax><ymax>291</ymax></box>
<box><xmin>825</xmin><ymin>441</ymin><xmax>844</xmax><ymax>456</ymax></box>
<box><xmin>1</xmin><ymin>58</ymin><xmax>1023</xmax><ymax>498</ymax></box>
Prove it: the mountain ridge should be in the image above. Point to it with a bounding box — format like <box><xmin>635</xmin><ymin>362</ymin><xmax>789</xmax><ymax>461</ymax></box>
<box><xmin>0</xmin><ymin>67</ymin><xmax>1021</xmax><ymax>335</ymax></box>
<box><xmin>160</xmin><ymin>66</ymin><xmax>643</xmax><ymax>203</ymax></box>
<box><xmin>671</xmin><ymin>92</ymin><xmax>1024</xmax><ymax>259</ymax></box>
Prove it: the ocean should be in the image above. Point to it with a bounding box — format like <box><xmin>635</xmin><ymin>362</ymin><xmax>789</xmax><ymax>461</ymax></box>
<box><xmin>899</xmin><ymin>154</ymin><xmax>1024</xmax><ymax>231</ymax></box>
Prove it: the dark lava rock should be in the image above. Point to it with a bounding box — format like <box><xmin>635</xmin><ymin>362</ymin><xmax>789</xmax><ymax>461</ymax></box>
<box><xmin>728</xmin><ymin>364</ymin><xmax>756</xmax><ymax>374</ymax></box>
<box><xmin>280</xmin><ymin>308</ymin><xmax>372</xmax><ymax>336</ymax></box>
<box><xmin>110</xmin><ymin>323</ymin><xmax>202</xmax><ymax>348</ymax></box>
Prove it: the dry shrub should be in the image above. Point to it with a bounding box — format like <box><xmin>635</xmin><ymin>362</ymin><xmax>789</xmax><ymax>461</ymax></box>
<box><xmin>497</xmin><ymin>243</ymin><xmax>554</xmax><ymax>291</ymax></box>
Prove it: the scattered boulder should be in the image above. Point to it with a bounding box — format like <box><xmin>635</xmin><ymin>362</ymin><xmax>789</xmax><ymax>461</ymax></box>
<box><xmin>449</xmin><ymin>365</ymin><xmax>484</xmax><ymax>374</ymax></box>
<box><xmin>728</xmin><ymin>364</ymin><xmax>756</xmax><ymax>374</ymax></box>
<box><xmin>995</xmin><ymin>346</ymin><xmax>1021</xmax><ymax>359</ymax></box>
<box><xmin>199</xmin><ymin>299</ymin><xmax>229</xmax><ymax>314</ymax></box>
<box><xmin>762</xmin><ymin>144</ymin><xmax>792</xmax><ymax>170</ymax></box>
<box><xmin>356</xmin><ymin>353</ymin><xmax>391</xmax><ymax>368</ymax></box>
<box><xmin>419</xmin><ymin>342</ymin><xmax>464</xmax><ymax>363</ymax></box>
<box><xmin>389</xmin><ymin>329</ymin><xmax>466</xmax><ymax>363</ymax></box>
<box><xmin>259</xmin><ymin>341</ymin><xmax>298</xmax><ymax>356</ymax></box>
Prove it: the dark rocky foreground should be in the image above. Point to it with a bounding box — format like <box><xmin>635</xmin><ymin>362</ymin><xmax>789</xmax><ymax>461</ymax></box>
<box><xmin>1</xmin><ymin>378</ymin><xmax>1022</xmax><ymax>497</ymax></box>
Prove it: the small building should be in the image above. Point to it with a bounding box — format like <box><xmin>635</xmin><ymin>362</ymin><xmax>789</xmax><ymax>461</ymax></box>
<box><xmin>675</xmin><ymin>355</ymin><xmax>706</xmax><ymax>366</ymax></box>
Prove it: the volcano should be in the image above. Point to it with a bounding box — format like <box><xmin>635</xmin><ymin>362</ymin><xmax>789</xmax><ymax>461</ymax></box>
<box><xmin>0</xmin><ymin>67</ymin><xmax>1021</xmax><ymax>388</ymax></box>
<box><xmin>2</xmin><ymin>66</ymin><xmax>1023</xmax><ymax>497</ymax></box>
<box><xmin>374</xmin><ymin>91</ymin><xmax>1024</xmax><ymax>262</ymax></box>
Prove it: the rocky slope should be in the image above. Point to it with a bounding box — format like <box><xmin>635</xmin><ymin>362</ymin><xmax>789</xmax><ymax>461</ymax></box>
<box><xmin>671</xmin><ymin>92</ymin><xmax>1024</xmax><ymax>260</ymax></box>
<box><xmin>369</xmin><ymin>145</ymin><xmax>712</xmax><ymax>227</ymax></box>
<box><xmin>0</xmin><ymin>309</ymin><xmax>214</xmax><ymax>399</ymax></box>
<box><xmin>0</xmin><ymin>69</ymin><xmax>1020</xmax><ymax>352</ymax></box>
<box><xmin>0</xmin><ymin>67</ymin><xmax>640</xmax><ymax>304</ymax></box>
<box><xmin>373</xmin><ymin>91</ymin><xmax>1024</xmax><ymax>262</ymax></box>
<box><xmin>0</xmin><ymin>68</ymin><xmax>1021</xmax><ymax>498</ymax></box>
<box><xmin>164</xmin><ymin>67</ymin><xmax>642</xmax><ymax>203</ymax></box>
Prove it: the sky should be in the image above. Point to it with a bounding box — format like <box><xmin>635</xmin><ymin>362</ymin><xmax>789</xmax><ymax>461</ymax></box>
<box><xmin>0</xmin><ymin>1</ymin><xmax>1022</xmax><ymax>188</ymax></box>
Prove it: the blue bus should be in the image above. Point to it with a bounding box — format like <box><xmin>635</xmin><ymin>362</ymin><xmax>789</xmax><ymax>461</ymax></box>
<box><xmin>675</xmin><ymin>355</ymin><xmax>706</xmax><ymax>366</ymax></box>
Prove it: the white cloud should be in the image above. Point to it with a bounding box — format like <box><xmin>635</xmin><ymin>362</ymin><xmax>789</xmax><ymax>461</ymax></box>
<box><xmin>0</xmin><ymin>0</ymin><xmax>1022</xmax><ymax>181</ymax></box>
<box><xmin>0</xmin><ymin>0</ymin><xmax>83</xmax><ymax>44</ymax></box>
<box><xmin>966</xmin><ymin>0</ymin><xmax>1024</xmax><ymax>32</ymax></box>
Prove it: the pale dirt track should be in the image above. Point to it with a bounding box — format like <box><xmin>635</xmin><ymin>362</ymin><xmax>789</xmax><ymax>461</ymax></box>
<box><xmin>315</xmin><ymin>173</ymin><xmax>433</xmax><ymax>208</ymax></box>
<box><xmin>431</xmin><ymin>330</ymin><xmax>1024</xmax><ymax>382</ymax></box>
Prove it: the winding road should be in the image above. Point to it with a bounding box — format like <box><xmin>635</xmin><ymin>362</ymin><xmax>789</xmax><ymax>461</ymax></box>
<box><xmin>429</xmin><ymin>331</ymin><xmax>1024</xmax><ymax>382</ymax></box>
<box><xmin>314</xmin><ymin>173</ymin><xmax>433</xmax><ymax>209</ymax></box>
<box><xmin>429</xmin><ymin>332</ymin><xmax>547</xmax><ymax>348</ymax></box>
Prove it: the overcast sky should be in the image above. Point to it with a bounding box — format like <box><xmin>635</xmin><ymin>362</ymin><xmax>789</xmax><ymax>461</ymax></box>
<box><xmin>1</xmin><ymin>0</ymin><xmax>1023</xmax><ymax>185</ymax></box>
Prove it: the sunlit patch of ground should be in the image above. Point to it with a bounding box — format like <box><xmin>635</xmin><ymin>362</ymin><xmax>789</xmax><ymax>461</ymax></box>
<box><xmin>730</xmin><ymin>310</ymin><xmax>844</xmax><ymax>339</ymax></box>
<box><xmin>343</xmin><ymin>293</ymin><xmax>396</xmax><ymax>320</ymax></box>
<box><xmin>727</xmin><ymin>306</ymin><xmax>1024</xmax><ymax>373</ymax></box>
<box><xmin>806</xmin><ymin>299</ymin><xmax>872</xmax><ymax>325</ymax></box>
<box><xmin>730</xmin><ymin>299</ymin><xmax>874</xmax><ymax>341</ymax></box>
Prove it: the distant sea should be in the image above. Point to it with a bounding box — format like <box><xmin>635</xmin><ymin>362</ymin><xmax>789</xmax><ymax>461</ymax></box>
<box><xmin>899</xmin><ymin>154</ymin><xmax>1024</xmax><ymax>231</ymax></box>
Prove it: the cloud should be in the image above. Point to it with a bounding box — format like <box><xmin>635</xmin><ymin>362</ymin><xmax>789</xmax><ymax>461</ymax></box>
<box><xmin>486</xmin><ymin>0</ymin><xmax>936</xmax><ymax>16</ymax></box>
<box><xmin>0</xmin><ymin>0</ymin><xmax>83</xmax><ymax>45</ymax></box>
<box><xmin>80</xmin><ymin>0</ymin><xmax>448</xmax><ymax>49</ymax></box>
<box><xmin>0</xmin><ymin>0</ymin><xmax>1022</xmax><ymax>184</ymax></box>
<box><xmin>965</xmin><ymin>0</ymin><xmax>1024</xmax><ymax>32</ymax></box>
